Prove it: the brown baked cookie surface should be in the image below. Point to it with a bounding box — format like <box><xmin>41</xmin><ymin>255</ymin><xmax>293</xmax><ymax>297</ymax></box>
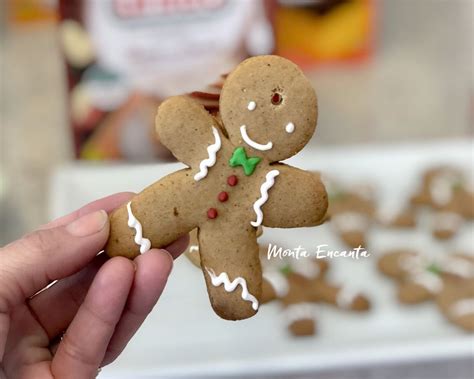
<box><xmin>105</xmin><ymin>55</ymin><xmax>328</xmax><ymax>320</ymax></box>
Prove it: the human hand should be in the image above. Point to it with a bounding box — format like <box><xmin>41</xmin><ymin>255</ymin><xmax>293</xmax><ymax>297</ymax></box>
<box><xmin>0</xmin><ymin>193</ymin><xmax>188</xmax><ymax>379</ymax></box>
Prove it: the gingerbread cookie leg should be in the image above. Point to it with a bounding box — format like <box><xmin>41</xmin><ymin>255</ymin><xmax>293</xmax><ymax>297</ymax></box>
<box><xmin>106</xmin><ymin>170</ymin><xmax>199</xmax><ymax>258</ymax></box>
<box><xmin>397</xmin><ymin>278</ymin><xmax>438</xmax><ymax>304</ymax></box>
<box><xmin>283</xmin><ymin>302</ymin><xmax>318</xmax><ymax>336</ymax></box>
<box><xmin>198</xmin><ymin>222</ymin><xmax>261</xmax><ymax>320</ymax></box>
<box><xmin>436</xmin><ymin>278</ymin><xmax>474</xmax><ymax>331</ymax></box>
<box><xmin>281</xmin><ymin>274</ymin><xmax>320</xmax><ymax>336</ymax></box>
<box><xmin>310</xmin><ymin>279</ymin><xmax>370</xmax><ymax>311</ymax></box>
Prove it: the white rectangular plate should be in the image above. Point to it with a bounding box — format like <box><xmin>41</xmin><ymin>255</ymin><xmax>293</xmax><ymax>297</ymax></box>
<box><xmin>49</xmin><ymin>139</ymin><xmax>474</xmax><ymax>378</ymax></box>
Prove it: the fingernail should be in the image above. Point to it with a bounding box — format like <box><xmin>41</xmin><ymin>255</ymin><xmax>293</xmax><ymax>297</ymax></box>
<box><xmin>66</xmin><ymin>210</ymin><xmax>108</xmax><ymax>237</ymax></box>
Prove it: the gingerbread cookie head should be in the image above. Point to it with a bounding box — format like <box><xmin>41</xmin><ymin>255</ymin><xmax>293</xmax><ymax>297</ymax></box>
<box><xmin>220</xmin><ymin>55</ymin><xmax>318</xmax><ymax>162</ymax></box>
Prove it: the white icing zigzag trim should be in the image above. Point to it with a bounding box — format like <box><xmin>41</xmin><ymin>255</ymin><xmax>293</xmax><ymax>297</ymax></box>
<box><xmin>126</xmin><ymin>201</ymin><xmax>151</xmax><ymax>254</ymax></box>
<box><xmin>206</xmin><ymin>268</ymin><xmax>259</xmax><ymax>311</ymax></box>
<box><xmin>194</xmin><ymin>126</ymin><xmax>222</xmax><ymax>181</ymax></box>
<box><xmin>263</xmin><ymin>270</ymin><xmax>289</xmax><ymax>298</ymax></box>
<box><xmin>283</xmin><ymin>303</ymin><xmax>318</xmax><ymax>325</ymax></box>
<box><xmin>240</xmin><ymin>125</ymin><xmax>273</xmax><ymax>151</ymax></box>
<box><xmin>336</xmin><ymin>286</ymin><xmax>358</xmax><ymax>309</ymax></box>
<box><xmin>251</xmin><ymin>170</ymin><xmax>280</xmax><ymax>227</ymax></box>
<box><xmin>450</xmin><ymin>298</ymin><xmax>474</xmax><ymax>317</ymax></box>
<box><xmin>412</xmin><ymin>271</ymin><xmax>443</xmax><ymax>294</ymax></box>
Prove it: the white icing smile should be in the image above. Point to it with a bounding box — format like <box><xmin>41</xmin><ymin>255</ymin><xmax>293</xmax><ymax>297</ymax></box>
<box><xmin>240</xmin><ymin>125</ymin><xmax>273</xmax><ymax>151</ymax></box>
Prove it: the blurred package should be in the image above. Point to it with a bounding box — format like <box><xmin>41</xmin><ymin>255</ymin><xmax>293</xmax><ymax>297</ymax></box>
<box><xmin>58</xmin><ymin>0</ymin><xmax>275</xmax><ymax>161</ymax></box>
<box><xmin>275</xmin><ymin>0</ymin><xmax>375</xmax><ymax>66</ymax></box>
<box><xmin>7</xmin><ymin>0</ymin><xmax>57</xmax><ymax>23</ymax></box>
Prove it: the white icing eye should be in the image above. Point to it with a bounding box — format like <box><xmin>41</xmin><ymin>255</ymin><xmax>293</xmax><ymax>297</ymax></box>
<box><xmin>285</xmin><ymin>122</ymin><xmax>295</xmax><ymax>133</ymax></box>
<box><xmin>247</xmin><ymin>101</ymin><xmax>256</xmax><ymax>111</ymax></box>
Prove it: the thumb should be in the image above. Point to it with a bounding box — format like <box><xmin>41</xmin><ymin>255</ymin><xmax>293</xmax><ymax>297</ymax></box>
<box><xmin>0</xmin><ymin>210</ymin><xmax>110</xmax><ymax>308</ymax></box>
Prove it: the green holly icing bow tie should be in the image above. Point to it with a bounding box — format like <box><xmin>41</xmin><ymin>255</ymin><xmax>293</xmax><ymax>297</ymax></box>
<box><xmin>229</xmin><ymin>147</ymin><xmax>261</xmax><ymax>176</ymax></box>
<box><xmin>426</xmin><ymin>262</ymin><xmax>442</xmax><ymax>275</ymax></box>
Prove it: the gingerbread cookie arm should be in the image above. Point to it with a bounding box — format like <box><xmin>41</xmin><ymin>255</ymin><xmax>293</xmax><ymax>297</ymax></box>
<box><xmin>156</xmin><ymin>95</ymin><xmax>230</xmax><ymax>173</ymax></box>
<box><xmin>261</xmin><ymin>270</ymin><xmax>289</xmax><ymax>304</ymax></box>
<box><xmin>260</xmin><ymin>164</ymin><xmax>328</xmax><ymax>228</ymax></box>
<box><xmin>377</xmin><ymin>250</ymin><xmax>418</xmax><ymax>279</ymax></box>
<box><xmin>397</xmin><ymin>278</ymin><xmax>439</xmax><ymax>304</ymax></box>
<box><xmin>198</xmin><ymin>221</ymin><xmax>261</xmax><ymax>320</ymax></box>
<box><xmin>261</xmin><ymin>278</ymin><xmax>278</xmax><ymax>304</ymax></box>
<box><xmin>106</xmin><ymin>170</ymin><xmax>199</xmax><ymax>258</ymax></box>
<box><xmin>310</xmin><ymin>279</ymin><xmax>370</xmax><ymax>311</ymax></box>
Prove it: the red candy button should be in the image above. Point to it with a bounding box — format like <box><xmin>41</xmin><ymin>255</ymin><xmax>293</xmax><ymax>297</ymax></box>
<box><xmin>227</xmin><ymin>175</ymin><xmax>238</xmax><ymax>186</ymax></box>
<box><xmin>207</xmin><ymin>208</ymin><xmax>218</xmax><ymax>219</ymax></box>
<box><xmin>218</xmin><ymin>191</ymin><xmax>229</xmax><ymax>202</ymax></box>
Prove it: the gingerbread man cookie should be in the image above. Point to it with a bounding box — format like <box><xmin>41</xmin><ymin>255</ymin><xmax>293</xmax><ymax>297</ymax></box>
<box><xmin>409</xmin><ymin>165</ymin><xmax>473</xmax><ymax>240</ymax></box>
<box><xmin>105</xmin><ymin>56</ymin><xmax>328</xmax><ymax>320</ymax></box>
<box><xmin>378</xmin><ymin>250</ymin><xmax>474</xmax><ymax>330</ymax></box>
<box><xmin>410</xmin><ymin>166</ymin><xmax>464</xmax><ymax>208</ymax></box>
<box><xmin>262</xmin><ymin>258</ymin><xmax>370</xmax><ymax>336</ymax></box>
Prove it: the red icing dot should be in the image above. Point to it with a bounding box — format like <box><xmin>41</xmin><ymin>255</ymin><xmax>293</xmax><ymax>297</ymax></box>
<box><xmin>227</xmin><ymin>175</ymin><xmax>238</xmax><ymax>186</ymax></box>
<box><xmin>271</xmin><ymin>92</ymin><xmax>282</xmax><ymax>105</ymax></box>
<box><xmin>218</xmin><ymin>191</ymin><xmax>229</xmax><ymax>202</ymax></box>
<box><xmin>207</xmin><ymin>208</ymin><xmax>218</xmax><ymax>219</ymax></box>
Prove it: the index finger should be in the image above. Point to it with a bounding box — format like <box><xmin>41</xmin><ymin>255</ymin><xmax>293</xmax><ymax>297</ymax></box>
<box><xmin>41</xmin><ymin>192</ymin><xmax>135</xmax><ymax>230</ymax></box>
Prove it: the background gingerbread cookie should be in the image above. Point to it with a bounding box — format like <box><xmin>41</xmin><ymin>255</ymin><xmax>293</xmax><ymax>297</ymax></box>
<box><xmin>378</xmin><ymin>249</ymin><xmax>474</xmax><ymax>330</ymax></box>
<box><xmin>324</xmin><ymin>177</ymin><xmax>376</xmax><ymax>249</ymax></box>
<box><xmin>262</xmin><ymin>258</ymin><xmax>370</xmax><ymax>336</ymax></box>
<box><xmin>105</xmin><ymin>55</ymin><xmax>328</xmax><ymax>320</ymax></box>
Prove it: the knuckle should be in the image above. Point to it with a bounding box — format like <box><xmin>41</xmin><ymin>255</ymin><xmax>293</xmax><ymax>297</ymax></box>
<box><xmin>83</xmin><ymin>301</ymin><xmax>116</xmax><ymax>328</ymax></box>
<box><xmin>20</xmin><ymin>229</ymin><xmax>60</xmax><ymax>257</ymax></box>
<box><xmin>61</xmin><ymin>334</ymin><xmax>98</xmax><ymax>368</ymax></box>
